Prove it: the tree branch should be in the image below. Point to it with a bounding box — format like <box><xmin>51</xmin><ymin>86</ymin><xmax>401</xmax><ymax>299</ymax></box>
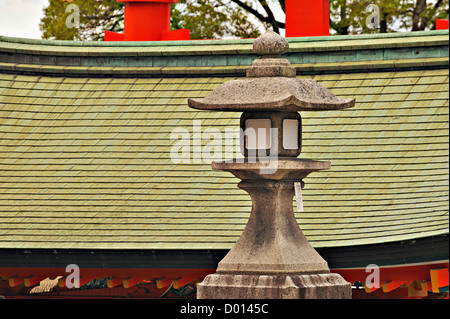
<box><xmin>279</xmin><ymin>0</ymin><xmax>285</xmax><ymax>13</ymax></box>
<box><xmin>412</xmin><ymin>0</ymin><xmax>427</xmax><ymax>31</ymax></box>
<box><xmin>108</xmin><ymin>16</ymin><xmax>124</xmax><ymax>31</ymax></box>
<box><xmin>229</xmin><ymin>0</ymin><xmax>285</xmax><ymax>31</ymax></box>
<box><xmin>419</xmin><ymin>0</ymin><xmax>446</xmax><ymax>30</ymax></box>
<box><xmin>257</xmin><ymin>0</ymin><xmax>280</xmax><ymax>33</ymax></box>
<box><xmin>434</xmin><ymin>0</ymin><xmax>444</xmax><ymax>10</ymax></box>
<box><xmin>229</xmin><ymin>0</ymin><xmax>267</xmax><ymax>22</ymax></box>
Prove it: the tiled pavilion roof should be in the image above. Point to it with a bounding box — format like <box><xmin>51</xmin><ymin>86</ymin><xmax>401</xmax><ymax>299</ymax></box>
<box><xmin>0</xmin><ymin>30</ymin><xmax>448</xmax><ymax>250</ymax></box>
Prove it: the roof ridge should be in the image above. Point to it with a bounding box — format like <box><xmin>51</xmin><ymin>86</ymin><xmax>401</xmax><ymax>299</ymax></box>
<box><xmin>0</xmin><ymin>57</ymin><xmax>447</xmax><ymax>78</ymax></box>
<box><xmin>0</xmin><ymin>30</ymin><xmax>448</xmax><ymax>48</ymax></box>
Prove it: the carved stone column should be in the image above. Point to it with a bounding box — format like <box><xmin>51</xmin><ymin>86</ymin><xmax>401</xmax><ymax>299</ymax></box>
<box><xmin>188</xmin><ymin>30</ymin><xmax>356</xmax><ymax>299</ymax></box>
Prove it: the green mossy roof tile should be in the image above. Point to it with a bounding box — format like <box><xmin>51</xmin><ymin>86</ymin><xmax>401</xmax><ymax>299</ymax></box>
<box><xmin>0</xmin><ymin>31</ymin><xmax>448</xmax><ymax>250</ymax></box>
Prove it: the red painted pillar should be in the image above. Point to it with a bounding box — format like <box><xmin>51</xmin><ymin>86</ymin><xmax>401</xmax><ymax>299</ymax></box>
<box><xmin>436</xmin><ymin>19</ymin><xmax>449</xmax><ymax>30</ymax></box>
<box><xmin>285</xmin><ymin>0</ymin><xmax>330</xmax><ymax>37</ymax></box>
<box><xmin>105</xmin><ymin>0</ymin><xmax>190</xmax><ymax>41</ymax></box>
<box><xmin>122</xmin><ymin>0</ymin><xmax>172</xmax><ymax>41</ymax></box>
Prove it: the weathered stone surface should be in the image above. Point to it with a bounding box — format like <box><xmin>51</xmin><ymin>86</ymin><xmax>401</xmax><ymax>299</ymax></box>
<box><xmin>213</xmin><ymin>179</ymin><xmax>330</xmax><ymax>275</ymax></box>
<box><xmin>188</xmin><ymin>29</ymin><xmax>356</xmax><ymax>112</ymax></box>
<box><xmin>246</xmin><ymin>58</ymin><xmax>297</xmax><ymax>78</ymax></box>
<box><xmin>196</xmin><ymin>177</ymin><xmax>353</xmax><ymax>299</ymax></box>
<box><xmin>246</xmin><ymin>65</ymin><xmax>297</xmax><ymax>78</ymax></box>
<box><xmin>212</xmin><ymin>158</ymin><xmax>330</xmax><ymax>181</ymax></box>
<box><xmin>251</xmin><ymin>58</ymin><xmax>292</xmax><ymax>68</ymax></box>
<box><xmin>197</xmin><ymin>273</ymin><xmax>352</xmax><ymax>299</ymax></box>
<box><xmin>188</xmin><ymin>77</ymin><xmax>355</xmax><ymax>111</ymax></box>
<box><xmin>191</xmin><ymin>30</ymin><xmax>354</xmax><ymax>300</ymax></box>
<box><xmin>253</xmin><ymin>30</ymin><xmax>290</xmax><ymax>57</ymax></box>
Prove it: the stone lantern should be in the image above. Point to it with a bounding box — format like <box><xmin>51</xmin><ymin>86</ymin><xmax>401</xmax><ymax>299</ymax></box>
<box><xmin>188</xmin><ymin>31</ymin><xmax>356</xmax><ymax>299</ymax></box>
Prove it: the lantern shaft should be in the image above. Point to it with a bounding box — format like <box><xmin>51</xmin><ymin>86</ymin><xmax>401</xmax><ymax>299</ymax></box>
<box><xmin>216</xmin><ymin>180</ymin><xmax>329</xmax><ymax>275</ymax></box>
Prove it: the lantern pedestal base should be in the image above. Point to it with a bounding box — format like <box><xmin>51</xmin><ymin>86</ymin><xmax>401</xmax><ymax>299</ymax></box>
<box><xmin>197</xmin><ymin>273</ymin><xmax>351</xmax><ymax>299</ymax></box>
<box><xmin>195</xmin><ymin>172</ymin><xmax>352</xmax><ymax>299</ymax></box>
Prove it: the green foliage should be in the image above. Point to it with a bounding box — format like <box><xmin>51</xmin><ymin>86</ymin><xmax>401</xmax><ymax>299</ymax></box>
<box><xmin>172</xmin><ymin>0</ymin><xmax>264</xmax><ymax>39</ymax></box>
<box><xmin>330</xmin><ymin>0</ymin><xmax>449</xmax><ymax>34</ymax></box>
<box><xmin>330</xmin><ymin>0</ymin><xmax>407</xmax><ymax>34</ymax></box>
<box><xmin>40</xmin><ymin>0</ymin><xmax>449</xmax><ymax>41</ymax></box>
<box><xmin>40</xmin><ymin>0</ymin><xmax>123</xmax><ymax>41</ymax></box>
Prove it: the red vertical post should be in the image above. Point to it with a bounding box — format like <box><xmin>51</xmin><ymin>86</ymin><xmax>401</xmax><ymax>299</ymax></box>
<box><xmin>285</xmin><ymin>0</ymin><xmax>330</xmax><ymax>37</ymax></box>
<box><xmin>122</xmin><ymin>0</ymin><xmax>172</xmax><ymax>41</ymax></box>
<box><xmin>105</xmin><ymin>0</ymin><xmax>190</xmax><ymax>41</ymax></box>
<box><xmin>436</xmin><ymin>19</ymin><xmax>449</xmax><ymax>30</ymax></box>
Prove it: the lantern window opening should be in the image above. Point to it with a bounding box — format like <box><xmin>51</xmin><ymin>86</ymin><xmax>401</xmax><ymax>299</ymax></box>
<box><xmin>244</xmin><ymin>119</ymin><xmax>272</xmax><ymax>151</ymax></box>
<box><xmin>283</xmin><ymin>119</ymin><xmax>300</xmax><ymax>150</ymax></box>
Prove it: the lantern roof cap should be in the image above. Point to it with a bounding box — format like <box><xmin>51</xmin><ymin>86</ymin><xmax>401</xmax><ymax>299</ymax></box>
<box><xmin>188</xmin><ymin>77</ymin><xmax>355</xmax><ymax>112</ymax></box>
<box><xmin>188</xmin><ymin>30</ymin><xmax>355</xmax><ymax>112</ymax></box>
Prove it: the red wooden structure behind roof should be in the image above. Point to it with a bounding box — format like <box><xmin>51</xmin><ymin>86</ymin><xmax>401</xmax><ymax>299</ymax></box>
<box><xmin>285</xmin><ymin>0</ymin><xmax>330</xmax><ymax>37</ymax></box>
<box><xmin>105</xmin><ymin>0</ymin><xmax>190</xmax><ymax>41</ymax></box>
<box><xmin>436</xmin><ymin>19</ymin><xmax>449</xmax><ymax>30</ymax></box>
<box><xmin>0</xmin><ymin>237</ymin><xmax>448</xmax><ymax>299</ymax></box>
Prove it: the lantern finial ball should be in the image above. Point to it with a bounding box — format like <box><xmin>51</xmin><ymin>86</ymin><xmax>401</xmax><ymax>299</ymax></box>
<box><xmin>253</xmin><ymin>30</ymin><xmax>290</xmax><ymax>57</ymax></box>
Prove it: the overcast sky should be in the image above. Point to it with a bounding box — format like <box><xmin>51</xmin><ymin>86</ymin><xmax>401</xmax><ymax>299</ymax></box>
<box><xmin>0</xmin><ymin>0</ymin><xmax>49</xmax><ymax>39</ymax></box>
